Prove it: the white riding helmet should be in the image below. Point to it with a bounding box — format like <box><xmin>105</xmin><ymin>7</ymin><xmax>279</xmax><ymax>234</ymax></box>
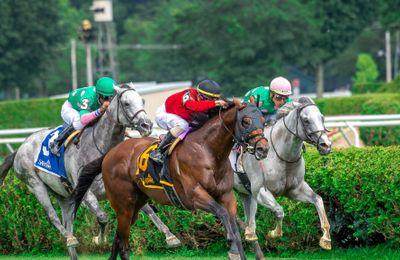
<box><xmin>269</xmin><ymin>77</ymin><xmax>292</xmax><ymax>96</ymax></box>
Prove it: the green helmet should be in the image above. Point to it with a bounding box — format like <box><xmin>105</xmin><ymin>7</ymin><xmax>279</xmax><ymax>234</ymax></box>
<box><xmin>95</xmin><ymin>77</ymin><xmax>115</xmax><ymax>97</ymax></box>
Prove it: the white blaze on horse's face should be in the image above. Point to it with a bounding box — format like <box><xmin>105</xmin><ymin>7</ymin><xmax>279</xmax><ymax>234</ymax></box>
<box><xmin>114</xmin><ymin>84</ymin><xmax>153</xmax><ymax>136</ymax></box>
<box><xmin>300</xmin><ymin>105</ymin><xmax>332</xmax><ymax>155</ymax></box>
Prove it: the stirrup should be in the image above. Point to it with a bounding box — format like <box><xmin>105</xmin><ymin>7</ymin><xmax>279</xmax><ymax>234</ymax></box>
<box><xmin>50</xmin><ymin>142</ymin><xmax>61</xmax><ymax>157</ymax></box>
<box><xmin>150</xmin><ymin>150</ymin><xmax>164</xmax><ymax>164</ymax></box>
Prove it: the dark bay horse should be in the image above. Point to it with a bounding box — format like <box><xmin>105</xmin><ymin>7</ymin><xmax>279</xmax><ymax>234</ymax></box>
<box><xmin>101</xmin><ymin>100</ymin><xmax>269</xmax><ymax>260</ymax></box>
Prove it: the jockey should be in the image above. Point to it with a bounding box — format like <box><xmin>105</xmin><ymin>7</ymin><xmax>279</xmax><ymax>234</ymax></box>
<box><xmin>50</xmin><ymin>76</ymin><xmax>116</xmax><ymax>156</ymax></box>
<box><xmin>243</xmin><ymin>76</ymin><xmax>293</xmax><ymax>125</ymax></box>
<box><xmin>150</xmin><ymin>79</ymin><xmax>229</xmax><ymax>164</ymax></box>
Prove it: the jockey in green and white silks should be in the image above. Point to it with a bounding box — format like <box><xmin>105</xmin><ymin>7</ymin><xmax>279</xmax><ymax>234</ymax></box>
<box><xmin>243</xmin><ymin>76</ymin><xmax>293</xmax><ymax>125</ymax></box>
<box><xmin>50</xmin><ymin>77</ymin><xmax>116</xmax><ymax>156</ymax></box>
<box><xmin>229</xmin><ymin>76</ymin><xmax>294</xmax><ymax>174</ymax></box>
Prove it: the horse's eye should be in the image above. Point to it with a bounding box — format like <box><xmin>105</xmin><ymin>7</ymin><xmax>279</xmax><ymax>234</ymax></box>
<box><xmin>124</xmin><ymin>102</ymin><xmax>129</xmax><ymax>106</ymax></box>
<box><xmin>304</xmin><ymin>118</ymin><xmax>310</xmax><ymax>124</ymax></box>
<box><xmin>242</xmin><ymin>117</ymin><xmax>252</xmax><ymax>127</ymax></box>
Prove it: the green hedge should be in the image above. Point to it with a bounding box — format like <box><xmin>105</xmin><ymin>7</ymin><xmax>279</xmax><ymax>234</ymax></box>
<box><xmin>1</xmin><ymin>147</ymin><xmax>399</xmax><ymax>254</ymax></box>
<box><xmin>0</xmin><ymin>98</ymin><xmax>64</xmax><ymax>129</ymax></box>
<box><xmin>316</xmin><ymin>93</ymin><xmax>400</xmax><ymax>146</ymax></box>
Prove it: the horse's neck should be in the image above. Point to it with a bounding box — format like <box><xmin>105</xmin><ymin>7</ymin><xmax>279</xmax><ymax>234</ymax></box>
<box><xmin>271</xmin><ymin>111</ymin><xmax>303</xmax><ymax>162</ymax></box>
<box><xmin>197</xmin><ymin>107</ymin><xmax>236</xmax><ymax>161</ymax></box>
<box><xmin>92</xmin><ymin>109</ymin><xmax>125</xmax><ymax>152</ymax></box>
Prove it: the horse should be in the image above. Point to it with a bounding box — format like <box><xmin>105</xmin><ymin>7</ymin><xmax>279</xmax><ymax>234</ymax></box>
<box><xmin>78</xmin><ymin>100</ymin><xmax>269</xmax><ymax>260</ymax></box>
<box><xmin>232</xmin><ymin>97</ymin><xmax>332</xmax><ymax>259</ymax></box>
<box><xmin>0</xmin><ymin>83</ymin><xmax>178</xmax><ymax>259</ymax></box>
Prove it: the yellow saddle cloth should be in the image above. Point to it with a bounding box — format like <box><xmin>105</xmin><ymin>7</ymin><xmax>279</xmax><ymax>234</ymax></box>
<box><xmin>135</xmin><ymin>142</ymin><xmax>175</xmax><ymax>189</ymax></box>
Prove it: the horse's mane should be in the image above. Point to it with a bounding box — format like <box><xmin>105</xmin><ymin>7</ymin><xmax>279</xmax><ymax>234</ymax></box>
<box><xmin>276</xmin><ymin>96</ymin><xmax>315</xmax><ymax>120</ymax></box>
<box><xmin>190</xmin><ymin>98</ymin><xmax>242</xmax><ymax>129</ymax></box>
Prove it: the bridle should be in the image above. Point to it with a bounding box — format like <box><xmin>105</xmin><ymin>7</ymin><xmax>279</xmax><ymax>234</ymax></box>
<box><xmin>270</xmin><ymin>103</ymin><xmax>327</xmax><ymax>163</ymax></box>
<box><xmin>219</xmin><ymin>106</ymin><xmax>266</xmax><ymax>159</ymax></box>
<box><xmin>93</xmin><ymin>87</ymin><xmax>146</xmax><ymax>155</ymax></box>
<box><xmin>105</xmin><ymin>88</ymin><xmax>146</xmax><ymax>128</ymax></box>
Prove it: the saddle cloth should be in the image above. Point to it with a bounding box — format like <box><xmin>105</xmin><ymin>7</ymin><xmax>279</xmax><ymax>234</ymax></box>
<box><xmin>135</xmin><ymin>143</ymin><xmax>172</xmax><ymax>189</ymax></box>
<box><xmin>135</xmin><ymin>127</ymin><xmax>192</xmax><ymax>190</ymax></box>
<box><xmin>34</xmin><ymin>126</ymin><xmax>67</xmax><ymax>178</ymax></box>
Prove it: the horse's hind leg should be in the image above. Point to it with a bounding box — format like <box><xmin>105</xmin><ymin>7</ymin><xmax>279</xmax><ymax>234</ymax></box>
<box><xmin>141</xmin><ymin>203</ymin><xmax>181</xmax><ymax>248</ymax></box>
<box><xmin>57</xmin><ymin>197</ymin><xmax>78</xmax><ymax>260</ymax></box>
<box><xmin>27</xmin><ymin>179</ymin><xmax>79</xmax><ymax>247</ymax></box>
<box><xmin>256</xmin><ymin>187</ymin><xmax>284</xmax><ymax>240</ymax></box>
<box><xmin>83</xmin><ymin>190</ymin><xmax>109</xmax><ymax>245</ymax></box>
<box><xmin>287</xmin><ymin>181</ymin><xmax>331</xmax><ymax>250</ymax></box>
<box><xmin>114</xmin><ymin>192</ymin><xmax>148</xmax><ymax>260</ymax></box>
<box><xmin>106</xmin><ymin>177</ymin><xmax>148</xmax><ymax>260</ymax></box>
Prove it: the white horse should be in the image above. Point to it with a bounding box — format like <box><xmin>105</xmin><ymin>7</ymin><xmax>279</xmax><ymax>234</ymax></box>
<box><xmin>233</xmin><ymin>97</ymin><xmax>332</xmax><ymax>259</ymax></box>
<box><xmin>0</xmin><ymin>84</ymin><xmax>180</xmax><ymax>259</ymax></box>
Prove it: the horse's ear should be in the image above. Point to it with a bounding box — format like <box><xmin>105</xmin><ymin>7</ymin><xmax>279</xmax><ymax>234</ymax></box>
<box><xmin>126</xmin><ymin>82</ymin><xmax>136</xmax><ymax>90</ymax></box>
<box><xmin>114</xmin><ymin>85</ymin><xmax>122</xmax><ymax>93</ymax></box>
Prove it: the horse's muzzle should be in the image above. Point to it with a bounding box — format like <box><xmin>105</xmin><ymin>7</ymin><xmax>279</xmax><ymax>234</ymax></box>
<box><xmin>254</xmin><ymin>138</ymin><xmax>269</xmax><ymax>160</ymax></box>
<box><xmin>317</xmin><ymin>134</ymin><xmax>332</xmax><ymax>155</ymax></box>
<box><xmin>137</xmin><ymin>119</ymin><xmax>153</xmax><ymax>137</ymax></box>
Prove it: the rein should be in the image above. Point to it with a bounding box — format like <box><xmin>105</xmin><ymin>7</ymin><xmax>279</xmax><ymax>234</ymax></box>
<box><xmin>270</xmin><ymin>103</ymin><xmax>326</xmax><ymax>163</ymax></box>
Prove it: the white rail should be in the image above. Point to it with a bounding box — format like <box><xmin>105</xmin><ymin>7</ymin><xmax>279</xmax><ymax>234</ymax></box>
<box><xmin>1</xmin><ymin>114</ymin><xmax>400</xmax><ymax>152</ymax></box>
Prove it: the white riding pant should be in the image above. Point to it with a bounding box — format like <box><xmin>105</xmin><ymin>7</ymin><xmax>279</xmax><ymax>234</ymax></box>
<box><xmin>61</xmin><ymin>100</ymin><xmax>85</xmax><ymax>130</ymax></box>
<box><xmin>155</xmin><ymin>105</ymin><xmax>189</xmax><ymax>135</ymax></box>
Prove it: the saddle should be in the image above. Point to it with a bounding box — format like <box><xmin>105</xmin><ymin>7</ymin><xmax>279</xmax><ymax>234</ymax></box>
<box><xmin>135</xmin><ymin>137</ymin><xmax>187</xmax><ymax>209</ymax></box>
<box><xmin>65</xmin><ymin>130</ymin><xmax>81</xmax><ymax>147</ymax></box>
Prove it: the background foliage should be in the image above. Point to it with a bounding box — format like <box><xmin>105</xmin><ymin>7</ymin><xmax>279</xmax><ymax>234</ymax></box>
<box><xmin>352</xmin><ymin>53</ymin><xmax>380</xmax><ymax>94</ymax></box>
<box><xmin>1</xmin><ymin>0</ymin><xmax>399</xmax><ymax>99</ymax></box>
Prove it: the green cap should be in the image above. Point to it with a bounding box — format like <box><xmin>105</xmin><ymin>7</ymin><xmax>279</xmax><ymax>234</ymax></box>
<box><xmin>96</xmin><ymin>77</ymin><xmax>115</xmax><ymax>97</ymax></box>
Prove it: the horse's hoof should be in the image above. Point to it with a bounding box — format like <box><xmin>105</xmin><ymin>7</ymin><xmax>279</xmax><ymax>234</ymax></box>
<box><xmin>92</xmin><ymin>236</ymin><xmax>100</xmax><ymax>245</ymax></box>
<box><xmin>245</xmin><ymin>226</ymin><xmax>258</xmax><ymax>241</ymax></box>
<box><xmin>228</xmin><ymin>252</ymin><xmax>241</xmax><ymax>260</ymax></box>
<box><xmin>267</xmin><ymin>229</ymin><xmax>282</xmax><ymax>239</ymax></box>
<box><xmin>166</xmin><ymin>235</ymin><xmax>181</xmax><ymax>248</ymax></box>
<box><xmin>319</xmin><ymin>237</ymin><xmax>332</xmax><ymax>250</ymax></box>
<box><xmin>67</xmin><ymin>236</ymin><xmax>79</xmax><ymax>248</ymax></box>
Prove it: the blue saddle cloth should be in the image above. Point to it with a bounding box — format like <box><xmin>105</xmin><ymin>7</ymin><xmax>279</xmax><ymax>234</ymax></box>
<box><xmin>34</xmin><ymin>126</ymin><xmax>67</xmax><ymax>178</ymax></box>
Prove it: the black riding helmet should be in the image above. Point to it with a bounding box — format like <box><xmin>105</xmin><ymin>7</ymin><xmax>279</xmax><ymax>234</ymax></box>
<box><xmin>196</xmin><ymin>80</ymin><xmax>221</xmax><ymax>99</ymax></box>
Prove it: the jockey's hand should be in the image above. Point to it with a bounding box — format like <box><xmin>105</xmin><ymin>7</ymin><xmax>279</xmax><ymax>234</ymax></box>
<box><xmin>100</xmin><ymin>101</ymin><xmax>110</xmax><ymax>113</ymax></box>
<box><xmin>249</xmin><ymin>96</ymin><xmax>256</xmax><ymax>104</ymax></box>
<box><xmin>215</xmin><ymin>99</ymin><xmax>228</xmax><ymax>108</ymax></box>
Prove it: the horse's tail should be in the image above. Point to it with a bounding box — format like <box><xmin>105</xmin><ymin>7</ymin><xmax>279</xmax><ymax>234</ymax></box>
<box><xmin>73</xmin><ymin>156</ymin><xmax>104</xmax><ymax>215</ymax></box>
<box><xmin>0</xmin><ymin>152</ymin><xmax>16</xmax><ymax>185</ymax></box>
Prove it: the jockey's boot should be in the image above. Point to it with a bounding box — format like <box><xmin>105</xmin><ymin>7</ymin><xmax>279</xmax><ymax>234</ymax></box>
<box><xmin>50</xmin><ymin>124</ymin><xmax>75</xmax><ymax>156</ymax></box>
<box><xmin>149</xmin><ymin>131</ymin><xmax>175</xmax><ymax>164</ymax></box>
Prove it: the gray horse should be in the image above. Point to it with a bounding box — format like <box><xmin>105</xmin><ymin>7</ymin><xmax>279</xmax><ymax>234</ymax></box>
<box><xmin>232</xmin><ymin>97</ymin><xmax>332</xmax><ymax>258</ymax></box>
<box><xmin>0</xmin><ymin>84</ymin><xmax>180</xmax><ymax>259</ymax></box>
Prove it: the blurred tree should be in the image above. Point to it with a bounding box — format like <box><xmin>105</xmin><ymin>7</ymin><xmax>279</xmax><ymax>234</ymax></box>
<box><xmin>0</xmin><ymin>0</ymin><xmax>65</xmax><ymax>98</ymax></box>
<box><xmin>119</xmin><ymin>0</ymin><xmax>318</xmax><ymax>96</ymax></box>
<box><xmin>352</xmin><ymin>53</ymin><xmax>380</xmax><ymax>93</ymax></box>
<box><xmin>310</xmin><ymin>0</ymin><xmax>379</xmax><ymax>97</ymax></box>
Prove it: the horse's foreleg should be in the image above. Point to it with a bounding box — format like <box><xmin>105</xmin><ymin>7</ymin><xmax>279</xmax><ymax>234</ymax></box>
<box><xmin>287</xmin><ymin>181</ymin><xmax>331</xmax><ymax>250</ymax></box>
<box><xmin>83</xmin><ymin>190</ymin><xmax>108</xmax><ymax>245</ymax></box>
<box><xmin>239</xmin><ymin>193</ymin><xmax>258</xmax><ymax>241</ymax></box>
<box><xmin>27</xmin><ymin>181</ymin><xmax>79</xmax><ymax>248</ymax></box>
<box><xmin>140</xmin><ymin>203</ymin><xmax>181</xmax><ymax>248</ymax></box>
<box><xmin>192</xmin><ymin>185</ymin><xmax>245</xmax><ymax>260</ymax></box>
<box><xmin>220</xmin><ymin>191</ymin><xmax>247</xmax><ymax>260</ymax></box>
<box><xmin>256</xmin><ymin>187</ymin><xmax>284</xmax><ymax>240</ymax></box>
<box><xmin>239</xmin><ymin>193</ymin><xmax>264</xmax><ymax>260</ymax></box>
